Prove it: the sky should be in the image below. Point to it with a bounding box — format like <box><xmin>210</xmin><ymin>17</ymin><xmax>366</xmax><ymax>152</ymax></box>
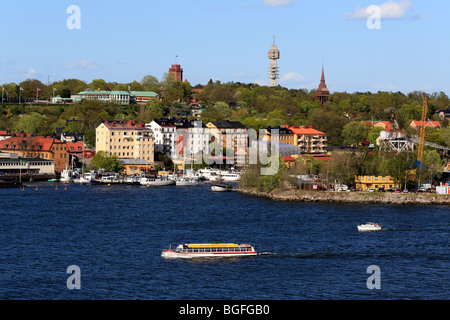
<box><xmin>0</xmin><ymin>0</ymin><xmax>449</xmax><ymax>95</ymax></box>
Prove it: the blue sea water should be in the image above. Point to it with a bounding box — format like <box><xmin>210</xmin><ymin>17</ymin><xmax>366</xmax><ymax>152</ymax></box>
<box><xmin>0</xmin><ymin>182</ymin><xmax>448</xmax><ymax>300</ymax></box>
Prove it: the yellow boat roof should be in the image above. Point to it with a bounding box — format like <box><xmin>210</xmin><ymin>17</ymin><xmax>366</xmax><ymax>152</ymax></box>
<box><xmin>187</xmin><ymin>243</ymin><xmax>239</xmax><ymax>248</ymax></box>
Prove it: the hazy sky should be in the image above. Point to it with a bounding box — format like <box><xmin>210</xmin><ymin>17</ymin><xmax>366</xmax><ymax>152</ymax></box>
<box><xmin>0</xmin><ymin>0</ymin><xmax>449</xmax><ymax>94</ymax></box>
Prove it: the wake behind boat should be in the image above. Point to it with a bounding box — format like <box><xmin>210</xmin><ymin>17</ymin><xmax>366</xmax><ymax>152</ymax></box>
<box><xmin>161</xmin><ymin>243</ymin><xmax>257</xmax><ymax>259</ymax></box>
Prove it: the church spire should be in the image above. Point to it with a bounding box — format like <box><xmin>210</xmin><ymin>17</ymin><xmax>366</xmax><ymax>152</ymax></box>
<box><xmin>321</xmin><ymin>64</ymin><xmax>325</xmax><ymax>84</ymax></box>
<box><xmin>315</xmin><ymin>65</ymin><xmax>329</xmax><ymax>105</ymax></box>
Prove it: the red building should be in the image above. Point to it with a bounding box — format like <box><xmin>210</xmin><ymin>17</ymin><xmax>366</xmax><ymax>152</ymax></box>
<box><xmin>169</xmin><ymin>64</ymin><xmax>183</xmax><ymax>82</ymax></box>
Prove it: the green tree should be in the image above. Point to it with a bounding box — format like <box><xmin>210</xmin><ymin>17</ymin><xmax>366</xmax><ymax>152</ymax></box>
<box><xmin>89</xmin><ymin>151</ymin><xmax>123</xmax><ymax>172</ymax></box>
<box><xmin>368</xmin><ymin>126</ymin><xmax>383</xmax><ymax>145</ymax></box>
<box><xmin>141</xmin><ymin>75</ymin><xmax>160</xmax><ymax>93</ymax></box>
<box><xmin>308</xmin><ymin>110</ymin><xmax>349</xmax><ymax>146</ymax></box>
<box><xmin>440</xmin><ymin>126</ymin><xmax>450</xmax><ymax>147</ymax></box>
<box><xmin>342</xmin><ymin>121</ymin><xmax>369</xmax><ymax>146</ymax></box>
<box><xmin>89</xmin><ymin>79</ymin><xmax>108</xmax><ymax>91</ymax></box>
<box><xmin>420</xmin><ymin>149</ymin><xmax>444</xmax><ymax>186</ymax></box>
<box><xmin>14</xmin><ymin>112</ymin><xmax>46</xmax><ymax>133</ymax></box>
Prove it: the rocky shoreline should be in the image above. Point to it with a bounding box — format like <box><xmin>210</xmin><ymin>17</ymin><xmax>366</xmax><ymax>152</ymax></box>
<box><xmin>236</xmin><ymin>188</ymin><xmax>450</xmax><ymax>205</ymax></box>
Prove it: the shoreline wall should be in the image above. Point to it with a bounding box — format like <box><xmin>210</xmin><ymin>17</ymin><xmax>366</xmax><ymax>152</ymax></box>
<box><xmin>236</xmin><ymin>188</ymin><xmax>450</xmax><ymax>205</ymax></box>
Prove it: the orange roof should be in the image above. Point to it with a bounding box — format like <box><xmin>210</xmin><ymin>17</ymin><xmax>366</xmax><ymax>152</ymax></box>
<box><xmin>365</xmin><ymin>121</ymin><xmax>393</xmax><ymax>131</ymax></box>
<box><xmin>0</xmin><ymin>135</ymin><xmax>63</xmax><ymax>152</ymax></box>
<box><xmin>410</xmin><ymin>120</ymin><xmax>441</xmax><ymax>128</ymax></box>
<box><xmin>282</xmin><ymin>156</ymin><xmax>295</xmax><ymax>162</ymax></box>
<box><xmin>66</xmin><ymin>141</ymin><xmax>84</xmax><ymax>153</ymax></box>
<box><xmin>287</xmin><ymin>126</ymin><xmax>326</xmax><ymax>135</ymax></box>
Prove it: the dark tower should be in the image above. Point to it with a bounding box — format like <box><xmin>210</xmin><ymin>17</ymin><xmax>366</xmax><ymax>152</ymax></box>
<box><xmin>315</xmin><ymin>65</ymin><xmax>330</xmax><ymax>105</ymax></box>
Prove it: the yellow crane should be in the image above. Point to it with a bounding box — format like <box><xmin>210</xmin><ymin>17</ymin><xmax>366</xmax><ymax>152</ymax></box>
<box><xmin>417</xmin><ymin>97</ymin><xmax>428</xmax><ymax>162</ymax></box>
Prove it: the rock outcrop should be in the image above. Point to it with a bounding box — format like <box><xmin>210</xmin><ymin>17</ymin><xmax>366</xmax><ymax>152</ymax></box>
<box><xmin>236</xmin><ymin>188</ymin><xmax>450</xmax><ymax>205</ymax></box>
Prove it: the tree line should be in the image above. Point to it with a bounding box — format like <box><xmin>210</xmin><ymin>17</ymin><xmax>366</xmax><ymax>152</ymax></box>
<box><xmin>1</xmin><ymin>75</ymin><xmax>450</xmax><ymax>150</ymax></box>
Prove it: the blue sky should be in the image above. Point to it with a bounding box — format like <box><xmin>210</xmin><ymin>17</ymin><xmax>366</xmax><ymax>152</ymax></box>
<box><xmin>0</xmin><ymin>0</ymin><xmax>449</xmax><ymax>94</ymax></box>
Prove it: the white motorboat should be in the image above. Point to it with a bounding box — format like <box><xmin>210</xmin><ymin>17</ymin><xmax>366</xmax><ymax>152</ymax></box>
<box><xmin>98</xmin><ymin>173</ymin><xmax>123</xmax><ymax>184</ymax></box>
<box><xmin>357</xmin><ymin>222</ymin><xmax>382</xmax><ymax>232</ymax></box>
<box><xmin>211</xmin><ymin>182</ymin><xmax>233</xmax><ymax>192</ymax></box>
<box><xmin>162</xmin><ymin>243</ymin><xmax>257</xmax><ymax>259</ymax></box>
<box><xmin>140</xmin><ymin>176</ymin><xmax>176</xmax><ymax>186</ymax></box>
<box><xmin>125</xmin><ymin>175</ymin><xmax>142</xmax><ymax>185</ymax></box>
<box><xmin>74</xmin><ymin>175</ymin><xmax>91</xmax><ymax>184</ymax></box>
<box><xmin>175</xmin><ymin>177</ymin><xmax>201</xmax><ymax>186</ymax></box>
<box><xmin>60</xmin><ymin>169</ymin><xmax>74</xmax><ymax>182</ymax></box>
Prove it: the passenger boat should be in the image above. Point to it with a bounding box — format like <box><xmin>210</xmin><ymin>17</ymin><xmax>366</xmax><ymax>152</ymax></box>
<box><xmin>161</xmin><ymin>243</ymin><xmax>257</xmax><ymax>259</ymax></box>
<box><xmin>357</xmin><ymin>222</ymin><xmax>382</xmax><ymax>232</ymax></box>
<box><xmin>198</xmin><ymin>168</ymin><xmax>241</xmax><ymax>182</ymax></box>
<box><xmin>140</xmin><ymin>176</ymin><xmax>176</xmax><ymax>186</ymax></box>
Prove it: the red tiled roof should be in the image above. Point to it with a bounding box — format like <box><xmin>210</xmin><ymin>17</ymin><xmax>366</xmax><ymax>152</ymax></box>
<box><xmin>410</xmin><ymin>120</ymin><xmax>441</xmax><ymax>128</ymax></box>
<box><xmin>66</xmin><ymin>141</ymin><xmax>84</xmax><ymax>153</ymax></box>
<box><xmin>282</xmin><ymin>156</ymin><xmax>295</xmax><ymax>162</ymax></box>
<box><xmin>287</xmin><ymin>126</ymin><xmax>326</xmax><ymax>135</ymax></box>
<box><xmin>0</xmin><ymin>135</ymin><xmax>62</xmax><ymax>151</ymax></box>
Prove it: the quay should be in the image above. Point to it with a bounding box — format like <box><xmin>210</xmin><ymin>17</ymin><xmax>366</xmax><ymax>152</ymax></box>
<box><xmin>236</xmin><ymin>188</ymin><xmax>450</xmax><ymax>205</ymax></box>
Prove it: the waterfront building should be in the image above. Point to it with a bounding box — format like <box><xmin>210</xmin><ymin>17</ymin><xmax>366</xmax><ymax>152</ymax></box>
<box><xmin>286</xmin><ymin>125</ymin><xmax>328</xmax><ymax>154</ymax></box>
<box><xmin>0</xmin><ymin>130</ymin><xmax>13</xmax><ymax>142</ymax></box>
<box><xmin>171</xmin><ymin>119</ymin><xmax>209</xmax><ymax>160</ymax></box>
<box><xmin>147</xmin><ymin>118</ymin><xmax>210</xmax><ymax>163</ymax></box>
<box><xmin>118</xmin><ymin>158</ymin><xmax>152</xmax><ymax>176</ymax></box>
<box><xmin>315</xmin><ymin>66</ymin><xmax>330</xmax><ymax>104</ymax></box>
<box><xmin>0</xmin><ymin>153</ymin><xmax>54</xmax><ymax>176</ymax></box>
<box><xmin>206</xmin><ymin>120</ymin><xmax>247</xmax><ymax>164</ymax></box>
<box><xmin>355</xmin><ymin>175</ymin><xmax>399</xmax><ymax>191</ymax></box>
<box><xmin>0</xmin><ymin>133</ymin><xmax>69</xmax><ymax>172</ymax></box>
<box><xmin>260</xmin><ymin>126</ymin><xmax>295</xmax><ymax>145</ymax></box>
<box><xmin>96</xmin><ymin>120</ymin><xmax>154</xmax><ymax>163</ymax></box>
<box><xmin>147</xmin><ymin>119</ymin><xmax>177</xmax><ymax>156</ymax></box>
<box><xmin>72</xmin><ymin>90</ymin><xmax>159</xmax><ymax>105</ymax></box>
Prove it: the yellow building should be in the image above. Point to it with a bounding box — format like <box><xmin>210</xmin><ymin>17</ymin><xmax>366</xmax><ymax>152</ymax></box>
<box><xmin>205</xmin><ymin>120</ymin><xmax>247</xmax><ymax>164</ymax></box>
<box><xmin>355</xmin><ymin>175</ymin><xmax>399</xmax><ymax>191</ymax></box>
<box><xmin>96</xmin><ymin>120</ymin><xmax>154</xmax><ymax>164</ymax></box>
<box><xmin>260</xmin><ymin>126</ymin><xmax>295</xmax><ymax>145</ymax></box>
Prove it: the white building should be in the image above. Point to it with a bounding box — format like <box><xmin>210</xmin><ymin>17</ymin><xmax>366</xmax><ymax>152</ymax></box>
<box><xmin>146</xmin><ymin>120</ymin><xmax>177</xmax><ymax>156</ymax></box>
<box><xmin>147</xmin><ymin>119</ymin><xmax>211</xmax><ymax>162</ymax></box>
<box><xmin>0</xmin><ymin>153</ymin><xmax>55</xmax><ymax>175</ymax></box>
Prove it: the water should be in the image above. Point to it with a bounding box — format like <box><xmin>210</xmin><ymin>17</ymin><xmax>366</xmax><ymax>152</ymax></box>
<box><xmin>0</xmin><ymin>182</ymin><xmax>448</xmax><ymax>300</ymax></box>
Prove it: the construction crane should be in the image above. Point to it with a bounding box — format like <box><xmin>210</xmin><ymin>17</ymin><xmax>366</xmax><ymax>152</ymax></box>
<box><xmin>417</xmin><ymin>97</ymin><xmax>428</xmax><ymax>162</ymax></box>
